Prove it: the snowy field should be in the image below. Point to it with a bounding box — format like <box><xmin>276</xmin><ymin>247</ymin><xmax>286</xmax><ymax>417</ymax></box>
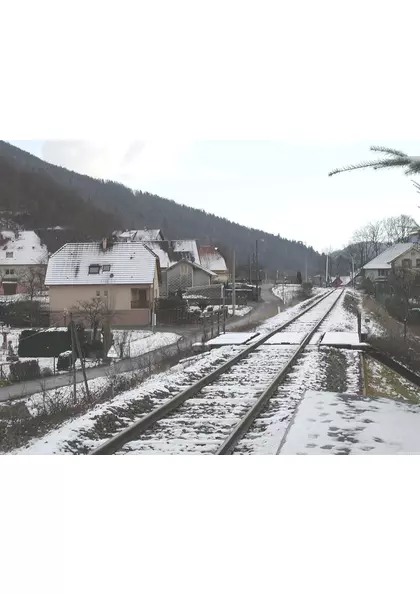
<box><xmin>278</xmin><ymin>390</ymin><xmax>420</xmax><ymax>455</ymax></box>
<box><xmin>0</xmin><ymin>327</ymin><xmax>180</xmax><ymax>380</ymax></box>
<box><xmin>272</xmin><ymin>284</ymin><xmax>301</xmax><ymax>304</ymax></box>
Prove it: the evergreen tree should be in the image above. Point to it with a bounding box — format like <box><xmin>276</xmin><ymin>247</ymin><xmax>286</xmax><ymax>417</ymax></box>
<box><xmin>296</xmin><ymin>271</ymin><xmax>302</xmax><ymax>284</ymax></box>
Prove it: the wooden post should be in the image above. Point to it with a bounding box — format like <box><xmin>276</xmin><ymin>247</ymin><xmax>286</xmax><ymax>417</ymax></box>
<box><xmin>217</xmin><ymin>309</ymin><xmax>220</xmax><ymax>336</ymax></box>
<box><xmin>211</xmin><ymin>313</ymin><xmax>214</xmax><ymax>339</ymax></box>
<box><xmin>73</xmin><ymin>322</ymin><xmax>90</xmax><ymax>400</ymax></box>
<box><xmin>70</xmin><ymin>314</ymin><xmax>77</xmax><ymax>404</ymax></box>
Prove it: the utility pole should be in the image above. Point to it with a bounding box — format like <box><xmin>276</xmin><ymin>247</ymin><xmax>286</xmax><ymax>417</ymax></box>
<box><xmin>248</xmin><ymin>254</ymin><xmax>251</xmax><ymax>284</ymax></box>
<box><xmin>305</xmin><ymin>254</ymin><xmax>308</xmax><ymax>283</ymax></box>
<box><xmin>325</xmin><ymin>252</ymin><xmax>329</xmax><ymax>286</ymax></box>
<box><xmin>255</xmin><ymin>239</ymin><xmax>259</xmax><ymax>302</ymax></box>
<box><xmin>232</xmin><ymin>249</ymin><xmax>236</xmax><ymax>316</ymax></box>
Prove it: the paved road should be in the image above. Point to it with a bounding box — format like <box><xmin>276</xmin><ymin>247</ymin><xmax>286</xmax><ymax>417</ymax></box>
<box><xmin>0</xmin><ymin>285</ymin><xmax>281</xmax><ymax>403</ymax></box>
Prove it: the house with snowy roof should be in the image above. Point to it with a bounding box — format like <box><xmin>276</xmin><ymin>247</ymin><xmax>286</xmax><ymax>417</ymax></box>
<box><xmin>0</xmin><ymin>230</ymin><xmax>48</xmax><ymax>296</ymax></box>
<box><xmin>45</xmin><ymin>239</ymin><xmax>160</xmax><ymax>327</ymax></box>
<box><xmin>362</xmin><ymin>243</ymin><xmax>420</xmax><ymax>282</ymax></box>
<box><xmin>198</xmin><ymin>246</ymin><xmax>229</xmax><ymax>283</ymax></box>
<box><xmin>113</xmin><ymin>229</ymin><xmax>227</xmax><ymax>294</ymax></box>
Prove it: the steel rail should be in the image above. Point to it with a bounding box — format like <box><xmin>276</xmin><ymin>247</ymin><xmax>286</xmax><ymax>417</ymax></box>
<box><xmin>216</xmin><ymin>289</ymin><xmax>344</xmax><ymax>454</ymax></box>
<box><xmin>90</xmin><ymin>289</ymin><xmax>337</xmax><ymax>455</ymax></box>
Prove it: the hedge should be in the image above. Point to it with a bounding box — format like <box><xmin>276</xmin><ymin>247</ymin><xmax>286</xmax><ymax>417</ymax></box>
<box><xmin>9</xmin><ymin>360</ymin><xmax>41</xmax><ymax>382</ymax></box>
<box><xmin>18</xmin><ymin>325</ymin><xmax>86</xmax><ymax>358</ymax></box>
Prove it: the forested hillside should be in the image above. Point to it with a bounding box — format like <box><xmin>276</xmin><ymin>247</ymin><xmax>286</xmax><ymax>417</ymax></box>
<box><xmin>0</xmin><ymin>157</ymin><xmax>119</xmax><ymax>252</ymax></box>
<box><xmin>0</xmin><ymin>141</ymin><xmax>325</xmax><ymax>275</ymax></box>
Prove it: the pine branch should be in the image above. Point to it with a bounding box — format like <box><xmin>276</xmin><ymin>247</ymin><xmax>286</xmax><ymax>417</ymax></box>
<box><xmin>412</xmin><ymin>180</ymin><xmax>420</xmax><ymax>193</ymax></box>
<box><xmin>328</xmin><ymin>160</ymin><xmax>389</xmax><ymax>176</ymax></box>
<box><xmin>370</xmin><ymin>146</ymin><xmax>408</xmax><ymax>158</ymax></box>
<box><xmin>372</xmin><ymin>157</ymin><xmax>413</xmax><ymax>170</ymax></box>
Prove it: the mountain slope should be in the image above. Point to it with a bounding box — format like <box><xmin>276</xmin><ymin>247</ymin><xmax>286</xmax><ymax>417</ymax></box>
<box><xmin>0</xmin><ymin>141</ymin><xmax>324</xmax><ymax>274</ymax></box>
<box><xmin>0</xmin><ymin>156</ymin><xmax>119</xmax><ymax>252</ymax></box>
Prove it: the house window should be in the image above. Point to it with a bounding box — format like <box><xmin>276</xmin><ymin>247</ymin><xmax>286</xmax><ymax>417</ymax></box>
<box><xmin>402</xmin><ymin>259</ymin><xmax>412</xmax><ymax>269</ymax></box>
<box><xmin>104</xmin><ymin>290</ymin><xmax>108</xmax><ymax>297</ymax></box>
<box><xmin>131</xmin><ymin>288</ymin><xmax>148</xmax><ymax>309</ymax></box>
<box><xmin>378</xmin><ymin>270</ymin><xmax>388</xmax><ymax>277</ymax></box>
<box><xmin>416</xmin><ymin>259</ymin><xmax>420</xmax><ymax>268</ymax></box>
<box><xmin>103</xmin><ymin>265</ymin><xmax>111</xmax><ymax>272</ymax></box>
<box><xmin>89</xmin><ymin>264</ymin><xmax>100</xmax><ymax>274</ymax></box>
<box><xmin>5</xmin><ymin>269</ymin><xmax>15</xmax><ymax>276</ymax></box>
<box><xmin>96</xmin><ymin>290</ymin><xmax>101</xmax><ymax>297</ymax></box>
<box><xmin>6</xmin><ymin>252</ymin><xmax>13</xmax><ymax>259</ymax></box>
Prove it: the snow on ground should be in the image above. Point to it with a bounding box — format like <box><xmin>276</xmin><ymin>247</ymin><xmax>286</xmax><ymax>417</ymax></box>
<box><xmin>13</xmin><ymin>344</ymin><xmax>244</xmax><ymax>455</ymax></box>
<box><xmin>278</xmin><ymin>390</ymin><xmax>420</xmax><ymax>455</ymax></box>
<box><xmin>258</xmin><ymin>290</ymin><xmax>330</xmax><ymax>334</ymax></box>
<box><xmin>112</xmin><ymin>330</ymin><xmax>180</xmax><ymax>358</ymax></box>
<box><xmin>317</xmin><ymin>290</ymin><xmax>357</xmax><ymax>333</ymax></box>
<box><xmin>272</xmin><ymin>284</ymin><xmax>300</xmax><ymax>304</ymax></box>
<box><xmin>8</xmin><ymin>288</ymin><xmax>357</xmax><ymax>455</ymax></box>
<box><xmin>0</xmin><ymin>328</ymin><xmax>181</xmax><ymax>378</ymax></box>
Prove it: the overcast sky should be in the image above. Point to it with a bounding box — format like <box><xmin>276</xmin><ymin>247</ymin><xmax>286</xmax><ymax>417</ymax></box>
<box><xmin>3</xmin><ymin>0</ymin><xmax>419</xmax><ymax>254</ymax></box>
<box><xmin>8</xmin><ymin>139</ymin><xmax>420</xmax><ymax>253</ymax></box>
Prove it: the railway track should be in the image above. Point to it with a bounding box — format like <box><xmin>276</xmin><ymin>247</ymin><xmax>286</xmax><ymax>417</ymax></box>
<box><xmin>90</xmin><ymin>289</ymin><xmax>344</xmax><ymax>455</ymax></box>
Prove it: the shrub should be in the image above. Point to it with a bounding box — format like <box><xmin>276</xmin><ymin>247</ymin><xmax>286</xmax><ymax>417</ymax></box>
<box><xmin>41</xmin><ymin>367</ymin><xmax>53</xmax><ymax>378</ymax></box>
<box><xmin>57</xmin><ymin>351</ymin><xmax>74</xmax><ymax>371</ymax></box>
<box><xmin>361</xmin><ymin>277</ymin><xmax>375</xmax><ymax>295</ymax></box>
<box><xmin>301</xmin><ymin>282</ymin><xmax>313</xmax><ymax>299</ymax></box>
<box><xmin>0</xmin><ymin>300</ymin><xmax>49</xmax><ymax>327</ymax></box>
<box><xmin>19</xmin><ymin>329</ymin><xmax>71</xmax><ymax>358</ymax></box>
<box><xmin>9</xmin><ymin>360</ymin><xmax>41</xmax><ymax>382</ymax></box>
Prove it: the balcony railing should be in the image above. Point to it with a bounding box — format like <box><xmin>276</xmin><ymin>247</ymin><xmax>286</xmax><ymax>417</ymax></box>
<box><xmin>131</xmin><ymin>300</ymin><xmax>149</xmax><ymax>309</ymax></box>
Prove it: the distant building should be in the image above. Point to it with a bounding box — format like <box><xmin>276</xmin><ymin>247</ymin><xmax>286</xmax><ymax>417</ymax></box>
<box><xmin>165</xmin><ymin>260</ymin><xmax>216</xmax><ymax>295</ymax></box>
<box><xmin>198</xmin><ymin>246</ymin><xmax>229</xmax><ymax>283</ymax></box>
<box><xmin>0</xmin><ymin>230</ymin><xmax>48</xmax><ymax>296</ymax></box>
<box><xmin>45</xmin><ymin>239</ymin><xmax>160</xmax><ymax>327</ymax></box>
<box><xmin>362</xmin><ymin>243</ymin><xmax>420</xmax><ymax>282</ymax></box>
<box><xmin>113</xmin><ymin>230</ymin><xmax>227</xmax><ymax>295</ymax></box>
<box><xmin>332</xmin><ymin>275</ymin><xmax>352</xmax><ymax>288</ymax></box>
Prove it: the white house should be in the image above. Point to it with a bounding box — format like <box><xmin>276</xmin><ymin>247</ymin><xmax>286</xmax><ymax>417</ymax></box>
<box><xmin>363</xmin><ymin>243</ymin><xmax>420</xmax><ymax>282</ymax></box>
<box><xmin>45</xmin><ymin>240</ymin><xmax>160</xmax><ymax>327</ymax></box>
<box><xmin>0</xmin><ymin>230</ymin><xmax>48</xmax><ymax>296</ymax></box>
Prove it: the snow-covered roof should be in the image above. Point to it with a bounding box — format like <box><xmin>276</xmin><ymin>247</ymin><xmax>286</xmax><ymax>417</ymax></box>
<box><xmin>363</xmin><ymin>243</ymin><xmax>420</xmax><ymax>270</ymax></box>
<box><xmin>198</xmin><ymin>246</ymin><xmax>228</xmax><ymax>273</ymax></box>
<box><xmin>114</xmin><ymin>229</ymin><xmax>164</xmax><ymax>241</ymax></box>
<box><xmin>45</xmin><ymin>242</ymin><xmax>157</xmax><ymax>286</ymax></box>
<box><xmin>166</xmin><ymin>259</ymin><xmax>216</xmax><ymax>276</ymax></box>
<box><xmin>142</xmin><ymin>241</ymin><xmax>172</xmax><ymax>269</ymax></box>
<box><xmin>0</xmin><ymin>231</ymin><xmax>48</xmax><ymax>266</ymax></box>
<box><xmin>133</xmin><ymin>229</ymin><xmax>163</xmax><ymax>241</ymax></box>
<box><xmin>171</xmin><ymin>240</ymin><xmax>200</xmax><ymax>263</ymax></box>
<box><xmin>141</xmin><ymin>240</ymin><xmax>200</xmax><ymax>269</ymax></box>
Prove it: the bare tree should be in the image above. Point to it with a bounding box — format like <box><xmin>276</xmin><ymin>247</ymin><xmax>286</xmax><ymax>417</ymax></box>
<box><xmin>351</xmin><ymin>226</ymin><xmax>374</xmax><ymax>268</ymax></box>
<box><xmin>366</xmin><ymin>220</ymin><xmax>385</xmax><ymax>257</ymax></box>
<box><xmin>75</xmin><ymin>298</ymin><xmax>115</xmax><ymax>340</ymax></box>
<box><xmin>19</xmin><ymin>256</ymin><xmax>48</xmax><ymax>300</ymax></box>
<box><xmin>383</xmin><ymin>215</ymin><xmax>418</xmax><ymax>245</ymax></box>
